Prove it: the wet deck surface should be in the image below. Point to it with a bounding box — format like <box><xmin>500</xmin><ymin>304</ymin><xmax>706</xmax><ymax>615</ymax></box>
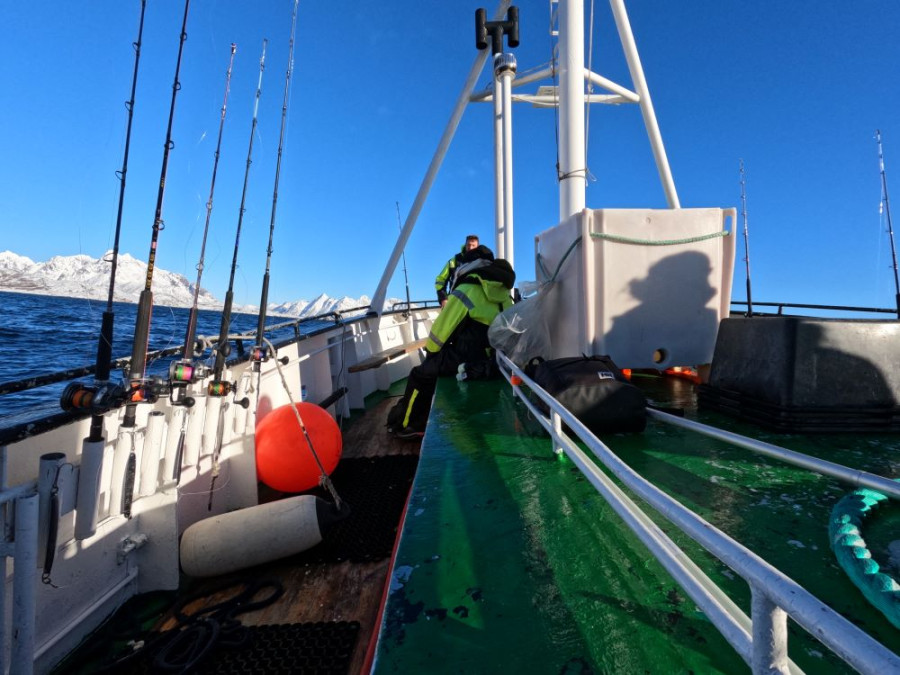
<box><xmin>372</xmin><ymin>375</ymin><xmax>900</xmax><ymax>674</ymax></box>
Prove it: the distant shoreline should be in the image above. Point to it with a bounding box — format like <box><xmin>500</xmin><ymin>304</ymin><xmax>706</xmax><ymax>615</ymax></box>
<box><xmin>0</xmin><ymin>288</ymin><xmax>272</xmax><ymax>317</ymax></box>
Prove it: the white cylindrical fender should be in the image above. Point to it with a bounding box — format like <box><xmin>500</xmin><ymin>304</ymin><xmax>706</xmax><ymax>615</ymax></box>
<box><xmin>179</xmin><ymin>495</ymin><xmax>346</xmax><ymax>577</ymax></box>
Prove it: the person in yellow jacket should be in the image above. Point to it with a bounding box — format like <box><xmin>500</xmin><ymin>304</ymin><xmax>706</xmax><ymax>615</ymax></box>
<box><xmin>389</xmin><ymin>246</ymin><xmax>515</xmax><ymax>439</ymax></box>
<box><xmin>435</xmin><ymin>234</ymin><xmax>480</xmax><ymax>307</ymax></box>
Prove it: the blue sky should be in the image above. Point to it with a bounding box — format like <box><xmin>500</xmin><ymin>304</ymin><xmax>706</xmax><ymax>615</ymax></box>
<box><xmin>2</xmin><ymin>1</ymin><xmax>899</xmax><ymax>312</ymax></box>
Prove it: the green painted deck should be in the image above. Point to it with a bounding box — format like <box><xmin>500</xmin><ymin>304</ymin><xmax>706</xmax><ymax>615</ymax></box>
<box><xmin>373</xmin><ymin>375</ymin><xmax>900</xmax><ymax>673</ymax></box>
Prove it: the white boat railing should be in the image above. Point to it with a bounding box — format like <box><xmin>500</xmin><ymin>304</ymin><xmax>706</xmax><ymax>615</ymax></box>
<box><xmin>496</xmin><ymin>350</ymin><xmax>900</xmax><ymax>675</ymax></box>
<box><xmin>647</xmin><ymin>409</ymin><xmax>900</xmax><ymax>501</ymax></box>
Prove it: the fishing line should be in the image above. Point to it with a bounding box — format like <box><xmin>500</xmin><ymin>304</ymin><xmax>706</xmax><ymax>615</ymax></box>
<box><xmin>263</xmin><ymin>336</ymin><xmax>344</xmax><ymax>509</ymax></box>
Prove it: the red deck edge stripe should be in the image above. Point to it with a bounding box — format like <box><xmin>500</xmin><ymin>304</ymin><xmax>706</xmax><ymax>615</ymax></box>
<box><xmin>360</xmin><ymin>470</ymin><xmax>416</xmax><ymax>674</ymax></box>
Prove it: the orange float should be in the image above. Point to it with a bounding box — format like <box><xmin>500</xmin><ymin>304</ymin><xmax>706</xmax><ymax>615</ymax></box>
<box><xmin>663</xmin><ymin>366</ymin><xmax>703</xmax><ymax>384</ymax></box>
<box><xmin>255</xmin><ymin>402</ymin><xmax>342</xmax><ymax>492</ymax></box>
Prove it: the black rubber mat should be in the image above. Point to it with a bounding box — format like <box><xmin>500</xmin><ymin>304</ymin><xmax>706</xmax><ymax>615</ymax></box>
<box><xmin>115</xmin><ymin>621</ymin><xmax>359</xmax><ymax>674</ymax></box>
<box><xmin>294</xmin><ymin>455</ymin><xmax>418</xmax><ymax>563</ymax></box>
<box><xmin>186</xmin><ymin>621</ymin><xmax>359</xmax><ymax>674</ymax></box>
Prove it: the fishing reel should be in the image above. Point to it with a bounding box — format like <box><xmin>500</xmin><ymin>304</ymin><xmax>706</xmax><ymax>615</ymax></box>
<box><xmin>250</xmin><ymin>345</ymin><xmax>289</xmax><ymax>370</ymax></box>
<box><xmin>60</xmin><ymin>376</ymin><xmax>168</xmax><ymax>413</ymax></box>
<box><xmin>126</xmin><ymin>377</ymin><xmax>169</xmax><ymax>405</ymax></box>
<box><xmin>60</xmin><ymin>381</ymin><xmax>128</xmax><ymax>414</ymax></box>
<box><xmin>250</xmin><ymin>345</ymin><xmax>269</xmax><ymax>368</ymax></box>
<box><xmin>168</xmin><ymin>360</ymin><xmax>209</xmax><ymax>408</ymax></box>
<box><xmin>207</xmin><ymin>380</ymin><xmax>250</xmax><ymax>409</ymax></box>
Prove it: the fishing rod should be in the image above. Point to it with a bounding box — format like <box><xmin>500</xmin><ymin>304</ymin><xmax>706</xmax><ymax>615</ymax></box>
<box><xmin>192</xmin><ymin>43</ymin><xmax>270</xmax><ymax>496</ymax></box>
<box><xmin>739</xmin><ymin>159</ymin><xmax>754</xmax><ymax>317</ymax></box>
<box><xmin>201</xmin><ymin>41</ymin><xmax>268</xmax><ymax>497</ymax></box>
<box><xmin>169</xmin><ymin>43</ymin><xmax>237</xmax><ymax>408</ymax></box>
<box><xmin>118</xmin><ymin>0</ymin><xmax>191</xmax><ymax>518</ymax></box>
<box><xmin>47</xmin><ymin>0</ymin><xmax>147</xmax><ymax>570</ymax></box>
<box><xmin>165</xmin><ymin>44</ymin><xmax>236</xmax><ymax>486</ymax></box>
<box><xmin>209</xmin><ymin>3</ymin><xmax>298</xmax><ymax>506</ymax></box>
<box><xmin>252</xmin><ymin>0</ymin><xmax>299</xmax><ymax>369</ymax></box>
<box><xmin>209</xmin><ymin>39</ymin><xmax>268</xmax><ymax>395</ymax></box>
<box><xmin>60</xmin><ymin>0</ymin><xmax>147</xmax><ymax>422</ymax></box>
<box><xmin>396</xmin><ymin>201</ymin><xmax>411</xmax><ymax>315</ymax></box>
<box><xmin>876</xmin><ymin>130</ymin><xmax>900</xmax><ymax>318</ymax></box>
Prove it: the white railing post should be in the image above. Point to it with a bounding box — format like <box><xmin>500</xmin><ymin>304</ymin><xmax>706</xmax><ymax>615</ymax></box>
<box><xmin>550</xmin><ymin>410</ymin><xmax>564</xmax><ymax>455</ymax></box>
<box><xmin>751</xmin><ymin>586</ymin><xmax>790</xmax><ymax>675</ymax></box>
<box><xmin>12</xmin><ymin>493</ymin><xmax>38</xmax><ymax>674</ymax></box>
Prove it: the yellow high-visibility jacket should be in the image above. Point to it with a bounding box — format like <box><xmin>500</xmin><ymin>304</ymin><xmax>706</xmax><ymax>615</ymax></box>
<box><xmin>434</xmin><ymin>246</ymin><xmax>468</xmax><ymax>303</ymax></box>
<box><xmin>426</xmin><ymin>260</ymin><xmax>515</xmax><ymax>355</ymax></box>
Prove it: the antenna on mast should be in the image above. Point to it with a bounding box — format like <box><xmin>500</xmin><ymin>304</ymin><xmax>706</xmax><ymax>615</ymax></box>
<box><xmin>876</xmin><ymin>129</ymin><xmax>900</xmax><ymax>318</ymax></box>
<box><xmin>739</xmin><ymin>159</ymin><xmax>754</xmax><ymax>317</ymax></box>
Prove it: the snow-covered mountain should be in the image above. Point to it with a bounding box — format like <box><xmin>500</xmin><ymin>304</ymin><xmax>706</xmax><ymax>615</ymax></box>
<box><xmin>269</xmin><ymin>293</ymin><xmax>372</xmax><ymax>319</ymax></box>
<box><xmin>0</xmin><ymin>251</ymin><xmax>219</xmax><ymax>310</ymax></box>
<box><xmin>0</xmin><ymin>251</ymin><xmax>388</xmax><ymax>318</ymax></box>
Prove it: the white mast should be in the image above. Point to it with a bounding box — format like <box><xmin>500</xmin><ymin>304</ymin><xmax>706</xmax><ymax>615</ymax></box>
<box><xmin>557</xmin><ymin>0</ymin><xmax>586</xmax><ymax>220</ymax></box>
<box><xmin>608</xmin><ymin>0</ymin><xmax>680</xmax><ymax>208</ymax></box>
<box><xmin>495</xmin><ymin>54</ymin><xmax>517</xmax><ymax>266</ymax></box>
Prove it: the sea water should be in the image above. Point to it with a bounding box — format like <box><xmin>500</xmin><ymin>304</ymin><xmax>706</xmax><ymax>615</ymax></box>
<box><xmin>0</xmin><ymin>290</ymin><xmax>316</xmax><ymax>427</ymax></box>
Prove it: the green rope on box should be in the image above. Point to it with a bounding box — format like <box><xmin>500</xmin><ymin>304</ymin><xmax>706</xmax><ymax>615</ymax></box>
<box><xmin>588</xmin><ymin>229</ymin><xmax>730</xmax><ymax>246</ymax></box>
<box><xmin>828</xmin><ymin>484</ymin><xmax>900</xmax><ymax>629</ymax></box>
<box><xmin>536</xmin><ymin>237</ymin><xmax>582</xmax><ymax>284</ymax></box>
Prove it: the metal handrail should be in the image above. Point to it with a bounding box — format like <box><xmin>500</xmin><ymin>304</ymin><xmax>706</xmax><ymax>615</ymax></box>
<box><xmin>496</xmin><ymin>350</ymin><xmax>900</xmax><ymax>674</ymax></box>
<box><xmin>648</xmin><ymin>409</ymin><xmax>900</xmax><ymax>500</ymax></box>
<box><xmin>731</xmin><ymin>300</ymin><xmax>897</xmax><ymax>316</ymax></box>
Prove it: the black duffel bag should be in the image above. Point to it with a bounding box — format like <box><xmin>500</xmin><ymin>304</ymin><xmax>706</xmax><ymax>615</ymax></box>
<box><xmin>524</xmin><ymin>355</ymin><xmax>647</xmax><ymax>433</ymax></box>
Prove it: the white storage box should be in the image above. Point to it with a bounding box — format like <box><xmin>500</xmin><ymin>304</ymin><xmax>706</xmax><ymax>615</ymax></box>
<box><xmin>534</xmin><ymin>208</ymin><xmax>736</xmax><ymax>368</ymax></box>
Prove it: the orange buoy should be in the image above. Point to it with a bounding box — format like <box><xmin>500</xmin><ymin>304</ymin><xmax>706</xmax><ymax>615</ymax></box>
<box><xmin>663</xmin><ymin>366</ymin><xmax>703</xmax><ymax>384</ymax></box>
<box><xmin>255</xmin><ymin>402</ymin><xmax>342</xmax><ymax>492</ymax></box>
